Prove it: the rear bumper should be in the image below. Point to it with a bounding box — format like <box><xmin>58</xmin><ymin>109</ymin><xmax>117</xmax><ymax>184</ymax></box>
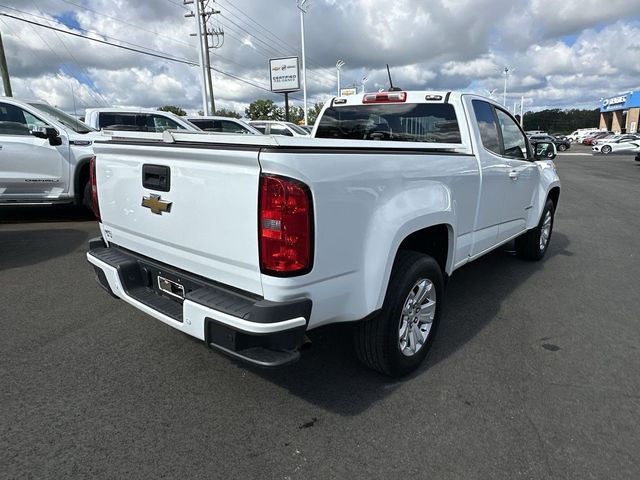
<box><xmin>87</xmin><ymin>239</ymin><xmax>311</xmax><ymax>367</ymax></box>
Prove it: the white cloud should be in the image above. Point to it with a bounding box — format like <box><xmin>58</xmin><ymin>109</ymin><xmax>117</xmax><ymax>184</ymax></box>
<box><xmin>0</xmin><ymin>0</ymin><xmax>638</xmax><ymax>115</ymax></box>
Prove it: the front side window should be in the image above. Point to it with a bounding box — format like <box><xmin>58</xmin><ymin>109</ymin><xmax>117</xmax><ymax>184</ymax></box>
<box><xmin>495</xmin><ymin>109</ymin><xmax>528</xmax><ymax>159</ymax></box>
<box><xmin>148</xmin><ymin>114</ymin><xmax>184</xmax><ymax>132</ymax></box>
<box><xmin>0</xmin><ymin>103</ymin><xmax>34</xmax><ymax>135</ymax></box>
<box><xmin>251</xmin><ymin>123</ymin><xmax>266</xmax><ymax>134</ymax></box>
<box><xmin>189</xmin><ymin>119</ymin><xmax>214</xmax><ymax>130</ymax></box>
<box><xmin>315</xmin><ymin>103</ymin><xmax>462</xmax><ymax>143</ymax></box>
<box><xmin>472</xmin><ymin>100</ymin><xmax>501</xmax><ymax>154</ymax></box>
<box><xmin>220</xmin><ymin>120</ymin><xmax>250</xmax><ymax>133</ymax></box>
<box><xmin>270</xmin><ymin>124</ymin><xmax>293</xmax><ymax>136</ymax></box>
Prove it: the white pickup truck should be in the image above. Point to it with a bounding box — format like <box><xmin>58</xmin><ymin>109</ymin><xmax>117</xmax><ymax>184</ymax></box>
<box><xmin>0</xmin><ymin>97</ymin><xmax>99</xmax><ymax>208</ymax></box>
<box><xmin>87</xmin><ymin>91</ymin><xmax>560</xmax><ymax>376</ymax></box>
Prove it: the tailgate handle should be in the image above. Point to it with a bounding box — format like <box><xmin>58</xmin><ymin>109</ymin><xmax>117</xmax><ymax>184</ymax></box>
<box><xmin>142</xmin><ymin>164</ymin><xmax>170</xmax><ymax>192</ymax></box>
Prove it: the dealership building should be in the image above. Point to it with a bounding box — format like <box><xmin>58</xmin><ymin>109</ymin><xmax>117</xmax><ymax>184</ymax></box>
<box><xmin>599</xmin><ymin>92</ymin><xmax>639</xmax><ymax>133</ymax></box>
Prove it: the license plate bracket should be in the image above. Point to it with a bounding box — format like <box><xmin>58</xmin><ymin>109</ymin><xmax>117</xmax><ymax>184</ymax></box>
<box><xmin>157</xmin><ymin>275</ymin><xmax>185</xmax><ymax>300</ymax></box>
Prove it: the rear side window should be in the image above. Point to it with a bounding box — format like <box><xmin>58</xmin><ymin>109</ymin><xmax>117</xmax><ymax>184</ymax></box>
<box><xmin>99</xmin><ymin>112</ymin><xmax>138</xmax><ymax>130</ymax></box>
<box><xmin>315</xmin><ymin>103</ymin><xmax>462</xmax><ymax>143</ymax></box>
<box><xmin>251</xmin><ymin>124</ymin><xmax>267</xmax><ymax>134</ymax></box>
<box><xmin>472</xmin><ymin>100</ymin><xmax>501</xmax><ymax>154</ymax></box>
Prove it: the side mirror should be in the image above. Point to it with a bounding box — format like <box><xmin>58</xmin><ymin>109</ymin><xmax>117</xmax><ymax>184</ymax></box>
<box><xmin>531</xmin><ymin>141</ymin><xmax>556</xmax><ymax>160</ymax></box>
<box><xmin>31</xmin><ymin>126</ymin><xmax>62</xmax><ymax>146</ymax></box>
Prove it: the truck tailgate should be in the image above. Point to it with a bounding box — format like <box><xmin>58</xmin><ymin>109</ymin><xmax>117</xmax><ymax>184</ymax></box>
<box><xmin>93</xmin><ymin>141</ymin><xmax>263</xmax><ymax>296</ymax></box>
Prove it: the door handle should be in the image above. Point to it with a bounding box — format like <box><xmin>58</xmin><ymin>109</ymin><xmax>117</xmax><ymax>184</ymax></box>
<box><xmin>508</xmin><ymin>170</ymin><xmax>519</xmax><ymax>180</ymax></box>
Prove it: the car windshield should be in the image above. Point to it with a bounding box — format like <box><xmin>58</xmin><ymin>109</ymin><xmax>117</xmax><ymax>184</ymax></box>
<box><xmin>28</xmin><ymin>103</ymin><xmax>95</xmax><ymax>133</ymax></box>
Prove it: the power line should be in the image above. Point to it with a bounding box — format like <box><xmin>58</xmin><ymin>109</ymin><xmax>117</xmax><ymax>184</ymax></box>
<box><xmin>31</xmin><ymin>0</ymin><xmax>109</xmax><ymax>107</ymax></box>
<box><xmin>57</xmin><ymin>0</ymin><xmax>195</xmax><ymax>49</ymax></box>
<box><xmin>0</xmin><ymin>12</ymin><xmax>276</xmax><ymax>94</ymax></box>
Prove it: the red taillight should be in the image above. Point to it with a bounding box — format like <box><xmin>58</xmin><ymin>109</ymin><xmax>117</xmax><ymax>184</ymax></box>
<box><xmin>259</xmin><ymin>174</ymin><xmax>313</xmax><ymax>275</ymax></box>
<box><xmin>89</xmin><ymin>155</ymin><xmax>101</xmax><ymax>221</ymax></box>
<box><xmin>362</xmin><ymin>91</ymin><xmax>407</xmax><ymax>103</ymax></box>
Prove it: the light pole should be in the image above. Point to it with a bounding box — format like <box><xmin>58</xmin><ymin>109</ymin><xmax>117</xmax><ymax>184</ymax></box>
<box><xmin>297</xmin><ymin>0</ymin><xmax>310</xmax><ymax>124</ymax></box>
<box><xmin>336</xmin><ymin>60</ymin><xmax>345</xmax><ymax>96</ymax></box>
<box><xmin>502</xmin><ymin>66</ymin><xmax>514</xmax><ymax>107</ymax></box>
<box><xmin>361</xmin><ymin>74</ymin><xmax>368</xmax><ymax>93</ymax></box>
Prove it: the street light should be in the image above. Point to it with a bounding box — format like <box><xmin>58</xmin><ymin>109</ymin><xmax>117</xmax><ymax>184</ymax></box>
<box><xmin>502</xmin><ymin>66</ymin><xmax>515</xmax><ymax>107</ymax></box>
<box><xmin>297</xmin><ymin>0</ymin><xmax>310</xmax><ymax>124</ymax></box>
<box><xmin>336</xmin><ymin>60</ymin><xmax>345</xmax><ymax>96</ymax></box>
<box><xmin>361</xmin><ymin>74</ymin><xmax>369</xmax><ymax>94</ymax></box>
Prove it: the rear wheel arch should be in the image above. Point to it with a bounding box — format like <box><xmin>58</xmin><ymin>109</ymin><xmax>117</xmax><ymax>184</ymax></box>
<box><xmin>547</xmin><ymin>186</ymin><xmax>560</xmax><ymax>210</ymax></box>
<box><xmin>395</xmin><ymin>223</ymin><xmax>452</xmax><ymax>275</ymax></box>
<box><xmin>74</xmin><ymin>157</ymin><xmax>92</xmax><ymax>205</ymax></box>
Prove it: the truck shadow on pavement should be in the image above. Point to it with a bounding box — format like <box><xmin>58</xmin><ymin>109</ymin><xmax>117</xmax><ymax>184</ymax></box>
<box><xmin>251</xmin><ymin>232</ymin><xmax>572</xmax><ymax>415</ymax></box>
<box><xmin>0</xmin><ymin>206</ymin><xmax>96</xmax><ymax>271</ymax></box>
<box><xmin>0</xmin><ymin>228</ymin><xmax>91</xmax><ymax>271</ymax></box>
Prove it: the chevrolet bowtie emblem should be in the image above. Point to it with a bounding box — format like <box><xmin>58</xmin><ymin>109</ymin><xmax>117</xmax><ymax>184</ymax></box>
<box><xmin>141</xmin><ymin>194</ymin><xmax>172</xmax><ymax>215</ymax></box>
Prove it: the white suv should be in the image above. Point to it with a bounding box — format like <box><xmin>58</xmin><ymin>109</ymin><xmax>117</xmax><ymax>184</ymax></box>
<box><xmin>84</xmin><ymin>108</ymin><xmax>198</xmax><ymax>132</ymax></box>
<box><xmin>247</xmin><ymin>120</ymin><xmax>309</xmax><ymax>137</ymax></box>
<box><xmin>185</xmin><ymin>116</ymin><xmax>260</xmax><ymax>134</ymax></box>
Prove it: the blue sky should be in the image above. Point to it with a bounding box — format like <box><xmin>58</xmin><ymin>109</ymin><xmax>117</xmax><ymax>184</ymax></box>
<box><xmin>2</xmin><ymin>0</ymin><xmax>639</xmax><ymax>115</ymax></box>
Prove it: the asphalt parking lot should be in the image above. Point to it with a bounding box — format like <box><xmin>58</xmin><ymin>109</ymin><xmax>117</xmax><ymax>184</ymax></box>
<box><xmin>1</xmin><ymin>146</ymin><xmax>639</xmax><ymax>479</ymax></box>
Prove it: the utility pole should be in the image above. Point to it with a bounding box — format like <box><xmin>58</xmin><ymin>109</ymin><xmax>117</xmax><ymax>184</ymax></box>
<box><xmin>297</xmin><ymin>0</ymin><xmax>309</xmax><ymax>125</ymax></box>
<box><xmin>0</xmin><ymin>31</ymin><xmax>13</xmax><ymax>97</ymax></box>
<box><xmin>502</xmin><ymin>66</ymin><xmax>512</xmax><ymax>107</ymax></box>
<box><xmin>185</xmin><ymin>0</ymin><xmax>223</xmax><ymax>115</ymax></box>
<box><xmin>336</xmin><ymin>60</ymin><xmax>345</xmax><ymax>96</ymax></box>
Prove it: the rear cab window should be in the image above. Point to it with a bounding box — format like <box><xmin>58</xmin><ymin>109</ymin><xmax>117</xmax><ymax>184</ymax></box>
<box><xmin>315</xmin><ymin>102</ymin><xmax>462</xmax><ymax>143</ymax></box>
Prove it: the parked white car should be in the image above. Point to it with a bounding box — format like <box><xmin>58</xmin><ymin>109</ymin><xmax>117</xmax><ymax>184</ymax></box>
<box><xmin>568</xmin><ymin>128</ymin><xmax>601</xmax><ymax>143</ymax></box>
<box><xmin>248</xmin><ymin>120</ymin><xmax>310</xmax><ymax>137</ymax></box>
<box><xmin>185</xmin><ymin>116</ymin><xmax>260</xmax><ymax>135</ymax></box>
<box><xmin>592</xmin><ymin>135</ymin><xmax>640</xmax><ymax>154</ymax></box>
<box><xmin>85</xmin><ymin>108</ymin><xmax>199</xmax><ymax>132</ymax></box>
<box><xmin>0</xmin><ymin>97</ymin><xmax>102</xmax><ymax>208</ymax></box>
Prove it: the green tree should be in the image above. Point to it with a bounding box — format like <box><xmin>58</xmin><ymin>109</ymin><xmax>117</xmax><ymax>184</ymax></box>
<box><xmin>245</xmin><ymin>99</ymin><xmax>282</xmax><ymax>120</ymax></box>
<box><xmin>158</xmin><ymin>105</ymin><xmax>186</xmax><ymax>116</ymax></box>
<box><xmin>307</xmin><ymin>102</ymin><xmax>325</xmax><ymax>125</ymax></box>
<box><xmin>214</xmin><ymin>108</ymin><xmax>241</xmax><ymax>119</ymax></box>
<box><xmin>522</xmin><ymin>108</ymin><xmax>600</xmax><ymax>134</ymax></box>
<box><xmin>287</xmin><ymin>106</ymin><xmax>305</xmax><ymax>124</ymax></box>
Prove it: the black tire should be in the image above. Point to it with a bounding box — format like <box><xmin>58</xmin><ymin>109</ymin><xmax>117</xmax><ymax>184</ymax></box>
<box><xmin>515</xmin><ymin>199</ymin><xmax>555</xmax><ymax>261</ymax></box>
<box><xmin>82</xmin><ymin>180</ymin><xmax>92</xmax><ymax>211</ymax></box>
<box><xmin>557</xmin><ymin>144</ymin><xmax>567</xmax><ymax>151</ymax></box>
<box><xmin>353</xmin><ymin>251</ymin><xmax>444</xmax><ymax>377</ymax></box>
<box><xmin>601</xmin><ymin>145</ymin><xmax>612</xmax><ymax>155</ymax></box>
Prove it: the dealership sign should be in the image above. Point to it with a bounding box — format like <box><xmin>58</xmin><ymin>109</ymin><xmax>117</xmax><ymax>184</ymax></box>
<box><xmin>269</xmin><ymin>57</ymin><xmax>300</xmax><ymax>93</ymax></box>
<box><xmin>603</xmin><ymin>95</ymin><xmax>627</xmax><ymax>107</ymax></box>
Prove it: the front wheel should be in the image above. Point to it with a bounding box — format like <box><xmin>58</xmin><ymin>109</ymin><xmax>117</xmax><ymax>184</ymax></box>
<box><xmin>515</xmin><ymin>199</ymin><xmax>555</xmax><ymax>261</ymax></box>
<box><xmin>601</xmin><ymin>145</ymin><xmax>612</xmax><ymax>155</ymax></box>
<box><xmin>557</xmin><ymin>144</ymin><xmax>567</xmax><ymax>151</ymax></box>
<box><xmin>353</xmin><ymin>251</ymin><xmax>443</xmax><ymax>376</ymax></box>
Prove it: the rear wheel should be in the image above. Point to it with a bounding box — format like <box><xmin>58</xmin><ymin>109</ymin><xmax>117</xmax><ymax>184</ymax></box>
<box><xmin>557</xmin><ymin>144</ymin><xmax>567</xmax><ymax>151</ymax></box>
<box><xmin>601</xmin><ymin>145</ymin><xmax>612</xmax><ymax>154</ymax></box>
<box><xmin>515</xmin><ymin>199</ymin><xmax>555</xmax><ymax>261</ymax></box>
<box><xmin>354</xmin><ymin>251</ymin><xmax>443</xmax><ymax>376</ymax></box>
